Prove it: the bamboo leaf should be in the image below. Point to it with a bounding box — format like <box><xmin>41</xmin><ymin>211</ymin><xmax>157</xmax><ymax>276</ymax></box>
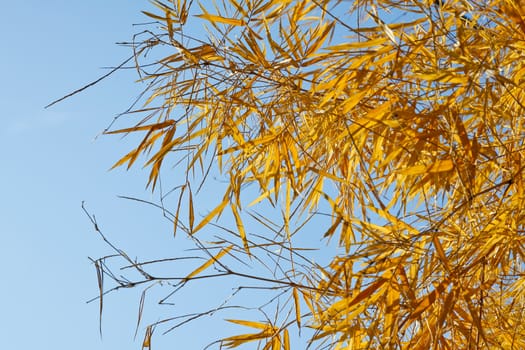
<box><xmin>105</xmin><ymin>120</ymin><xmax>175</xmax><ymax>135</ymax></box>
<box><xmin>410</xmin><ymin>278</ymin><xmax>451</xmax><ymax>320</ymax></box>
<box><xmin>188</xmin><ymin>187</ymin><xmax>194</xmax><ymax>232</ymax></box>
<box><xmin>398</xmin><ymin>159</ymin><xmax>454</xmax><ymax>175</ymax></box>
<box><xmin>193</xmin><ymin>195</ymin><xmax>229</xmax><ymax>233</ymax></box>
<box><xmin>196</xmin><ymin>13</ymin><xmax>245</xmax><ymax>26</ymax></box>
<box><xmin>226</xmin><ymin>319</ymin><xmax>270</xmax><ymax>330</ymax></box>
<box><xmin>293</xmin><ymin>287</ymin><xmax>301</xmax><ymax>328</ymax></box>
<box><xmin>142</xmin><ymin>325</ymin><xmax>153</xmax><ymax>349</ymax></box>
<box><xmin>230</xmin><ymin>204</ymin><xmax>250</xmax><ymax>255</ymax></box>
<box><xmin>185</xmin><ymin>245</ymin><xmax>232</xmax><ymax>280</ymax></box>
<box><xmin>95</xmin><ymin>0</ymin><xmax>525</xmax><ymax>347</ymax></box>
<box><xmin>283</xmin><ymin>329</ymin><xmax>290</xmax><ymax>350</ymax></box>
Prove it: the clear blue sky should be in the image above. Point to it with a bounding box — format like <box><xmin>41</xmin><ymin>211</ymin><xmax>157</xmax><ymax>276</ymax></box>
<box><xmin>0</xmin><ymin>1</ymin><xmax>201</xmax><ymax>348</ymax></box>
<box><xmin>1</xmin><ymin>2</ymin><xmax>345</xmax><ymax>349</ymax></box>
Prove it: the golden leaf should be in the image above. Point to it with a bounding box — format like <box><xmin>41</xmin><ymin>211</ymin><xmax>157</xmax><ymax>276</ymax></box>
<box><xmin>196</xmin><ymin>13</ymin><xmax>245</xmax><ymax>26</ymax></box>
<box><xmin>185</xmin><ymin>245</ymin><xmax>232</xmax><ymax>280</ymax></box>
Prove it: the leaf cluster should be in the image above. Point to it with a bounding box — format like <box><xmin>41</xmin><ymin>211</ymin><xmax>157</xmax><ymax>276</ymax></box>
<box><xmin>91</xmin><ymin>0</ymin><xmax>525</xmax><ymax>349</ymax></box>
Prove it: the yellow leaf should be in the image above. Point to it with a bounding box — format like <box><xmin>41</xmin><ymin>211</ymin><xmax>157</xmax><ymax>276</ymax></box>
<box><xmin>340</xmin><ymin>90</ymin><xmax>368</xmax><ymax>114</ymax></box>
<box><xmin>142</xmin><ymin>10</ymin><xmax>167</xmax><ymax>21</ymax></box>
<box><xmin>173</xmin><ymin>184</ymin><xmax>186</xmax><ymax>238</ymax></box>
<box><xmin>104</xmin><ymin>120</ymin><xmax>175</xmax><ymax>134</ymax></box>
<box><xmin>368</xmin><ymin>206</ymin><xmax>419</xmax><ymax>236</ymax></box>
<box><xmin>188</xmin><ymin>188</ymin><xmax>194</xmax><ymax>232</ymax></box>
<box><xmin>191</xmin><ymin>44</ymin><xmax>224</xmax><ymax>61</ymax></box>
<box><xmin>283</xmin><ymin>329</ymin><xmax>290</xmax><ymax>350</ymax></box>
<box><xmin>247</xmin><ymin>187</ymin><xmax>276</xmax><ymax>207</ymax></box>
<box><xmin>323</xmin><ymin>216</ymin><xmax>342</xmax><ymax>238</ymax></box>
<box><xmin>328</xmin><ymin>278</ymin><xmax>388</xmax><ymax>316</ymax></box>
<box><xmin>398</xmin><ymin>159</ymin><xmax>454</xmax><ymax>175</ymax></box>
<box><xmin>231</xmin><ymin>204</ymin><xmax>250</xmax><ymax>255</ymax></box>
<box><xmin>300</xmin><ymin>290</ymin><xmax>315</xmax><ymax>315</ymax></box>
<box><xmin>230</xmin><ymin>0</ymin><xmax>247</xmax><ymax>17</ymax></box>
<box><xmin>142</xmin><ymin>325</ymin><xmax>153</xmax><ymax>349</ymax></box>
<box><xmin>262</xmin><ymin>341</ymin><xmax>272</xmax><ymax>350</ymax></box>
<box><xmin>410</xmin><ymin>278</ymin><xmax>451</xmax><ymax>320</ymax></box>
<box><xmin>226</xmin><ymin>319</ymin><xmax>270</xmax><ymax>330</ymax></box>
<box><xmin>110</xmin><ymin>148</ymin><xmax>140</xmax><ymax>170</ymax></box>
<box><xmin>222</xmin><ymin>320</ymin><xmax>276</xmax><ymax>347</ymax></box>
<box><xmin>327</xmin><ymin>37</ymin><xmax>387</xmax><ymax>51</ymax></box>
<box><xmin>272</xmin><ymin>334</ymin><xmax>281</xmax><ymax>350</ymax></box>
<box><xmin>383</xmin><ymin>285</ymin><xmax>401</xmax><ymax>344</ymax></box>
<box><xmin>292</xmin><ymin>287</ymin><xmax>301</xmax><ymax>328</ymax></box>
<box><xmin>196</xmin><ymin>13</ymin><xmax>245</xmax><ymax>26</ymax></box>
<box><xmin>432</xmin><ymin>234</ymin><xmax>451</xmax><ymax>272</ymax></box>
<box><xmin>305</xmin><ymin>22</ymin><xmax>335</xmax><ymax>56</ymax></box>
<box><xmin>415</xmin><ymin>72</ymin><xmax>468</xmax><ymax>84</ymax></box>
<box><xmin>222</xmin><ymin>331</ymin><xmax>273</xmax><ymax>348</ymax></box>
<box><xmin>185</xmin><ymin>245</ymin><xmax>232</xmax><ymax>280</ymax></box>
<box><xmin>193</xmin><ymin>195</ymin><xmax>229</xmax><ymax>232</ymax></box>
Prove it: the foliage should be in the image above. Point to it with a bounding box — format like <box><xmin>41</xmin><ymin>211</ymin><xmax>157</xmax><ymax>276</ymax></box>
<box><xmin>89</xmin><ymin>0</ymin><xmax>525</xmax><ymax>348</ymax></box>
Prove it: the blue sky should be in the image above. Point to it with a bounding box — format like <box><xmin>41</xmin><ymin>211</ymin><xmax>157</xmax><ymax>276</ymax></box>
<box><xmin>1</xmin><ymin>2</ymin><xmax>350</xmax><ymax>349</ymax></box>
<box><xmin>0</xmin><ymin>1</ymin><xmax>192</xmax><ymax>348</ymax></box>
<box><xmin>0</xmin><ymin>2</ymin><xmax>314</xmax><ymax>349</ymax></box>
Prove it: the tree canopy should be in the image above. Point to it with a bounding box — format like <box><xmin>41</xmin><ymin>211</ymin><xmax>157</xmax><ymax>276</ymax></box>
<box><xmin>88</xmin><ymin>0</ymin><xmax>525</xmax><ymax>348</ymax></box>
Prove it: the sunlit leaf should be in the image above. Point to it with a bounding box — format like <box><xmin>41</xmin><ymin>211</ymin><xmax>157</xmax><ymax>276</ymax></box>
<box><xmin>185</xmin><ymin>245</ymin><xmax>232</xmax><ymax>280</ymax></box>
<box><xmin>90</xmin><ymin>0</ymin><xmax>525</xmax><ymax>348</ymax></box>
<box><xmin>196</xmin><ymin>13</ymin><xmax>246</xmax><ymax>26</ymax></box>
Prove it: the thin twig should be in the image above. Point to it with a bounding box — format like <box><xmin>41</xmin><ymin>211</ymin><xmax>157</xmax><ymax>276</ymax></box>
<box><xmin>45</xmin><ymin>55</ymin><xmax>135</xmax><ymax>109</ymax></box>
